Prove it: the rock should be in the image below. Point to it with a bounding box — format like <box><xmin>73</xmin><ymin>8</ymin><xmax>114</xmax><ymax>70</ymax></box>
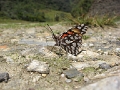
<box><xmin>67</xmin><ymin>50</ymin><xmax>99</xmax><ymax>60</ymax></box>
<box><xmin>0</xmin><ymin>72</ymin><xmax>10</xmax><ymax>83</ymax></box>
<box><xmin>63</xmin><ymin>68</ymin><xmax>83</xmax><ymax>79</ymax></box>
<box><xmin>41</xmin><ymin>74</ymin><xmax>47</xmax><ymax>77</ymax></box>
<box><xmin>82</xmin><ymin>43</ymin><xmax>88</xmax><ymax>47</ymax></box>
<box><xmin>79</xmin><ymin>76</ymin><xmax>120</xmax><ymax>90</ymax></box>
<box><xmin>27</xmin><ymin>60</ymin><xmax>50</xmax><ymax>74</ymax></box>
<box><xmin>39</xmin><ymin>47</ymin><xmax>57</xmax><ymax>57</ymax></box>
<box><xmin>72</xmin><ymin>62</ymin><xmax>90</xmax><ymax>70</ymax></box>
<box><xmin>78</xmin><ymin>50</ymin><xmax>99</xmax><ymax>58</ymax></box>
<box><xmin>115</xmin><ymin>48</ymin><xmax>120</xmax><ymax>53</ymax></box>
<box><xmin>99</xmin><ymin>63</ymin><xmax>111</xmax><ymax>70</ymax></box>
<box><xmin>5</xmin><ymin>56</ymin><xmax>14</xmax><ymax>64</ymax></box>
<box><xmin>89</xmin><ymin>43</ymin><xmax>94</xmax><ymax>47</ymax></box>
<box><xmin>65</xmin><ymin>78</ymin><xmax>72</xmax><ymax>83</ymax></box>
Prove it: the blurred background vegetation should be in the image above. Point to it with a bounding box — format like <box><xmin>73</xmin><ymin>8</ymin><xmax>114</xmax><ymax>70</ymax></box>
<box><xmin>0</xmin><ymin>0</ymin><xmax>91</xmax><ymax>21</ymax></box>
<box><xmin>0</xmin><ymin>0</ymin><xmax>120</xmax><ymax>26</ymax></box>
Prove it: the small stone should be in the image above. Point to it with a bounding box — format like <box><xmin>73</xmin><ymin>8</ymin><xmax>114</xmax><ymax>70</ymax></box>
<box><xmin>41</xmin><ymin>74</ymin><xmax>47</xmax><ymax>77</ymax></box>
<box><xmin>72</xmin><ymin>62</ymin><xmax>90</xmax><ymax>70</ymax></box>
<box><xmin>61</xmin><ymin>74</ymin><xmax>65</xmax><ymax>78</ymax></box>
<box><xmin>65</xmin><ymin>78</ymin><xmax>72</xmax><ymax>83</ymax></box>
<box><xmin>89</xmin><ymin>43</ymin><xmax>94</xmax><ymax>47</ymax></box>
<box><xmin>103</xmin><ymin>51</ymin><xmax>109</xmax><ymax>55</ymax></box>
<box><xmin>27</xmin><ymin>60</ymin><xmax>50</xmax><ymax>74</ymax></box>
<box><xmin>0</xmin><ymin>72</ymin><xmax>10</xmax><ymax>83</ymax></box>
<box><xmin>82</xmin><ymin>43</ymin><xmax>88</xmax><ymax>47</ymax></box>
<box><xmin>99</xmin><ymin>63</ymin><xmax>111</xmax><ymax>70</ymax></box>
<box><xmin>78</xmin><ymin>50</ymin><xmax>99</xmax><ymax>58</ymax></box>
<box><xmin>115</xmin><ymin>48</ymin><xmax>120</xmax><ymax>52</ymax></box>
<box><xmin>63</xmin><ymin>68</ymin><xmax>82</xmax><ymax>79</ymax></box>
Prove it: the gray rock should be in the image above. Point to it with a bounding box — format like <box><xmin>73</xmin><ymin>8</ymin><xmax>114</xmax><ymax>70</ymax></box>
<box><xmin>99</xmin><ymin>63</ymin><xmax>111</xmax><ymax>70</ymax></box>
<box><xmin>79</xmin><ymin>76</ymin><xmax>120</xmax><ymax>90</ymax></box>
<box><xmin>27</xmin><ymin>60</ymin><xmax>50</xmax><ymax>74</ymax></box>
<box><xmin>63</xmin><ymin>68</ymin><xmax>84</xmax><ymax>79</ymax></box>
<box><xmin>0</xmin><ymin>72</ymin><xmax>9</xmax><ymax>83</ymax></box>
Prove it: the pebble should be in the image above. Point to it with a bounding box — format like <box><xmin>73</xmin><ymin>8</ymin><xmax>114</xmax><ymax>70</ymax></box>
<box><xmin>115</xmin><ymin>48</ymin><xmax>120</xmax><ymax>52</ymax></box>
<box><xmin>65</xmin><ymin>78</ymin><xmax>72</xmax><ymax>83</ymax></box>
<box><xmin>72</xmin><ymin>62</ymin><xmax>90</xmax><ymax>70</ymax></box>
<box><xmin>0</xmin><ymin>72</ymin><xmax>10</xmax><ymax>83</ymax></box>
<box><xmin>78</xmin><ymin>50</ymin><xmax>99</xmax><ymax>58</ymax></box>
<box><xmin>27</xmin><ymin>60</ymin><xmax>50</xmax><ymax>74</ymax></box>
<box><xmin>63</xmin><ymin>68</ymin><xmax>83</xmax><ymax>79</ymax></box>
<box><xmin>68</xmin><ymin>50</ymin><xmax>99</xmax><ymax>60</ymax></box>
<box><xmin>89</xmin><ymin>43</ymin><xmax>94</xmax><ymax>47</ymax></box>
<box><xmin>41</xmin><ymin>74</ymin><xmax>47</xmax><ymax>77</ymax></box>
<box><xmin>99</xmin><ymin>63</ymin><xmax>111</xmax><ymax>70</ymax></box>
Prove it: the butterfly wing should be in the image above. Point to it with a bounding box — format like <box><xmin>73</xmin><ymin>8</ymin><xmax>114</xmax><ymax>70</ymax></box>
<box><xmin>60</xmin><ymin>33</ymin><xmax>82</xmax><ymax>56</ymax></box>
<box><xmin>59</xmin><ymin>24</ymin><xmax>88</xmax><ymax>56</ymax></box>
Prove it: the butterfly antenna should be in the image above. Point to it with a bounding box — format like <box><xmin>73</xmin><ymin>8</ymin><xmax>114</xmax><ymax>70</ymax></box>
<box><xmin>47</xmin><ymin>24</ymin><xmax>54</xmax><ymax>34</ymax></box>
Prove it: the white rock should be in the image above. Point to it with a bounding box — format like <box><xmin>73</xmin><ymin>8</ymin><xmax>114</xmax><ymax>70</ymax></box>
<box><xmin>27</xmin><ymin>60</ymin><xmax>49</xmax><ymax>74</ymax></box>
<box><xmin>72</xmin><ymin>62</ymin><xmax>90</xmax><ymax>70</ymax></box>
<box><xmin>67</xmin><ymin>50</ymin><xmax>99</xmax><ymax>60</ymax></box>
<box><xmin>65</xmin><ymin>78</ymin><xmax>72</xmax><ymax>83</ymax></box>
<box><xmin>115</xmin><ymin>48</ymin><xmax>120</xmax><ymax>52</ymax></box>
<box><xmin>39</xmin><ymin>47</ymin><xmax>57</xmax><ymax>57</ymax></box>
<box><xmin>89</xmin><ymin>43</ymin><xmax>94</xmax><ymax>47</ymax></box>
<box><xmin>77</xmin><ymin>50</ymin><xmax>99</xmax><ymax>58</ymax></box>
<box><xmin>82</xmin><ymin>43</ymin><xmax>88</xmax><ymax>47</ymax></box>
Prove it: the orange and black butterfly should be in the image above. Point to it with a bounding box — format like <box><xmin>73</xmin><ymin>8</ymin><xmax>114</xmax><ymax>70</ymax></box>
<box><xmin>47</xmin><ymin>24</ymin><xmax>88</xmax><ymax>56</ymax></box>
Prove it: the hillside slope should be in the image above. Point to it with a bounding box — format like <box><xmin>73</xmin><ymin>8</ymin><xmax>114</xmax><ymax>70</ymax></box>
<box><xmin>88</xmin><ymin>0</ymin><xmax>120</xmax><ymax>16</ymax></box>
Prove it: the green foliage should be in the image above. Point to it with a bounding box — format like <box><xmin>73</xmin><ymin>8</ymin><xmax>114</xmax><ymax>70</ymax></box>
<box><xmin>0</xmin><ymin>0</ymin><xmax>95</xmax><ymax>22</ymax></box>
<box><xmin>0</xmin><ymin>0</ymin><xmax>72</xmax><ymax>22</ymax></box>
<box><xmin>71</xmin><ymin>15</ymin><xmax>117</xmax><ymax>27</ymax></box>
<box><xmin>82</xmin><ymin>35</ymin><xmax>90</xmax><ymax>40</ymax></box>
<box><xmin>71</xmin><ymin>0</ymin><xmax>94</xmax><ymax>17</ymax></box>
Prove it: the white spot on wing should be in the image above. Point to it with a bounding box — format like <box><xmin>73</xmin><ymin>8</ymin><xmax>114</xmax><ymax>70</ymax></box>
<box><xmin>72</xmin><ymin>42</ymin><xmax>77</xmax><ymax>47</ymax></box>
<box><xmin>81</xmin><ymin>24</ymin><xmax>84</xmax><ymax>27</ymax></box>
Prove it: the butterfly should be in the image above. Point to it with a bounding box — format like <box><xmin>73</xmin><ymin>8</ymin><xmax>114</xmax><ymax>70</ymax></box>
<box><xmin>47</xmin><ymin>24</ymin><xmax>88</xmax><ymax>56</ymax></box>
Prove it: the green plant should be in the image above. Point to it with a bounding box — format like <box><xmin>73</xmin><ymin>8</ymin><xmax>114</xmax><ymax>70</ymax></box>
<box><xmin>70</xmin><ymin>15</ymin><xmax>117</xmax><ymax>27</ymax></box>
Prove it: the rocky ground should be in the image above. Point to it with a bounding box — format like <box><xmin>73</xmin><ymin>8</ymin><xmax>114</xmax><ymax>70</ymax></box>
<box><xmin>0</xmin><ymin>23</ymin><xmax>120</xmax><ymax>90</ymax></box>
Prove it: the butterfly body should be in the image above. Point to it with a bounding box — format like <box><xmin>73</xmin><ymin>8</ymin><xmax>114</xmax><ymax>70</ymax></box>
<box><xmin>48</xmin><ymin>24</ymin><xmax>88</xmax><ymax>56</ymax></box>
